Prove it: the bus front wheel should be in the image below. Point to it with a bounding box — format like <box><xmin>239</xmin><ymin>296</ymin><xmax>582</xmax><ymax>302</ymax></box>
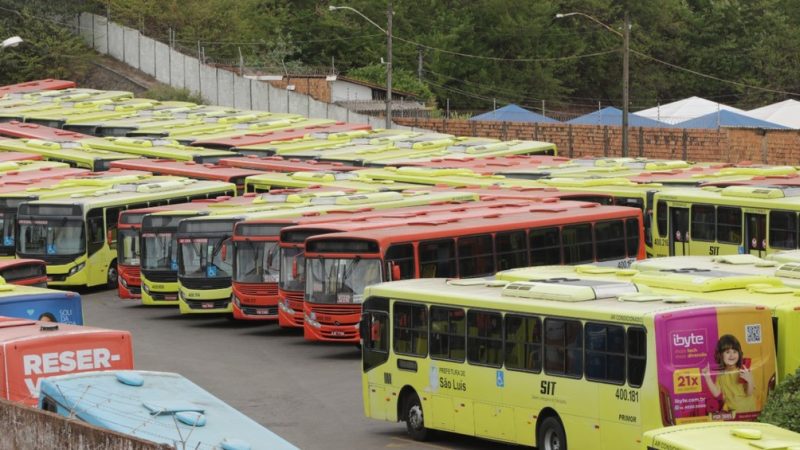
<box><xmin>107</xmin><ymin>261</ymin><xmax>118</xmax><ymax>289</ymax></box>
<box><xmin>537</xmin><ymin>416</ymin><xmax>566</xmax><ymax>450</ymax></box>
<box><xmin>404</xmin><ymin>393</ymin><xmax>428</xmax><ymax>441</ymax></box>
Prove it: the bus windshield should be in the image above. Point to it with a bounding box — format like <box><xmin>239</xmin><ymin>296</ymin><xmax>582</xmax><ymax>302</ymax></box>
<box><xmin>0</xmin><ymin>211</ymin><xmax>15</xmax><ymax>250</ymax></box>
<box><xmin>179</xmin><ymin>237</ymin><xmax>232</xmax><ymax>279</ymax></box>
<box><xmin>142</xmin><ymin>233</ymin><xmax>177</xmax><ymax>271</ymax></box>
<box><xmin>279</xmin><ymin>247</ymin><xmax>305</xmax><ymax>291</ymax></box>
<box><xmin>306</xmin><ymin>257</ymin><xmax>382</xmax><ymax>304</ymax></box>
<box><xmin>234</xmin><ymin>240</ymin><xmax>279</xmax><ymax>283</ymax></box>
<box><xmin>18</xmin><ymin>218</ymin><xmax>85</xmax><ymax>255</ymax></box>
<box><xmin>118</xmin><ymin>228</ymin><xmax>140</xmax><ymax>266</ymax></box>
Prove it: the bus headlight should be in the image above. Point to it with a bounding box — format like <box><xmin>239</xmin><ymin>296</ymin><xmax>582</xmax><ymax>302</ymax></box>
<box><xmin>305</xmin><ymin>313</ymin><xmax>321</xmax><ymax>329</ymax></box>
<box><xmin>308</xmin><ymin>311</ymin><xmax>316</xmax><ymax>321</ymax></box>
<box><xmin>231</xmin><ymin>295</ymin><xmax>240</xmax><ymax>307</ymax></box>
<box><xmin>119</xmin><ymin>277</ymin><xmax>128</xmax><ymax>288</ymax></box>
<box><xmin>67</xmin><ymin>263</ymin><xmax>85</xmax><ymax>276</ymax></box>
<box><xmin>142</xmin><ymin>284</ymin><xmax>150</xmax><ymax>294</ymax></box>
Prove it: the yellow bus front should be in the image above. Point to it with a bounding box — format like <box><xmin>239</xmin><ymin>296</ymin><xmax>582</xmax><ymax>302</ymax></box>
<box><xmin>176</xmin><ymin>218</ymin><xmax>237</xmax><ymax>314</ymax></box>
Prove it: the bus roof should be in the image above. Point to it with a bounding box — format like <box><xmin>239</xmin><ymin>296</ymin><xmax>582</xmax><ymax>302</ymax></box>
<box><xmin>701</xmin><ymin>172</ymin><xmax>800</xmax><ymax>188</ymax></box>
<box><xmin>632</xmin><ymin>165</ymin><xmax>797</xmax><ymax>186</ymax></box>
<box><xmin>169</xmin><ymin>118</ymin><xmax>336</xmax><ymax>143</ymax></box>
<box><xmin>18</xmin><ymin>178</ymin><xmax>235</xmax><ymax>210</ymax></box>
<box><xmin>219</xmin><ymin>155</ymin><xmax>359</xmax><ymax>172</ymax></box>
<box><xmin>244</xmin><ymin>171</ymin><xmax>422</xmax><ymax>192</ymax></box>
<box><xmin>656</xmin><ymin>185</ymin><xmax>800</xmax><ymax>206</ymax></box>
<box><xmin>189</xmin><ymin>122</ymin><xmax>371</xmax><ymax>149</ymax></box>
<box><xmin>305</xmin><ymin>203</ymin><xmax>640</xmax><ymax>249</ymax></box>
<box><xmin>39</xmin><ymin>370</ymin><xmax>297</xmax><ymax>450</ymax></box>
<box><xmin>0</xmin><ymin>139</ymin><xmax>140</xmax><ymax>166</ymax></box>
<box><xmin>364</xmin><ymin>277</ymin><xmax>755</xmax><ymax>323</ymax></box>
<box><xmin>0</xmin><ymin>79</ymin><xmax>76</xmax><ymax>96</ymax></box>
<box><xmin>355</xmin><ymin>166</ymin><xmax>551</xmax><ymax>189</ymax></box>
<box><xmin>109</xmin><ymin>159</ymin><xmax>264</xmax><ymax>183</ymax></box>
<box><xmin>82</xmin><ymin>136</ymin><xmax>239</xmax><ymax>163</ymax></box>
<box><xmin>372</xmin><ymin>139</ymin><xmax>558</xmax><ymax>166</ymax></box>
<box><xmin>642</xmin><ymin>422</ymin><xmax>800</xmax><ymax>450</ymax></box>
<box><xmin>630</xmin><ymin>255</ymin><xmax>800</xmax><ymax>287</ymax></box>
<box><xmin>397</xmin><ymin>153</ymin><xmax>571</xmax><ymax>171</ymax></box>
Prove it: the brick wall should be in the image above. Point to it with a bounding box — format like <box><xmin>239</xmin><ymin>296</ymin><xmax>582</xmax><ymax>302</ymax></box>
<box><xmin>269</xmin><ymin>77</ymin><xmax>331</xmax><ymax>103</ymax></box>
<box><xmin>0</xmin><ymin>397</ymin><xmax>171</xmax><ymax>450</ymax></box>
<box><xmin>395</xmin><ymin>118</ymin><xmax>800</xmax><ymax>165</ymax></box>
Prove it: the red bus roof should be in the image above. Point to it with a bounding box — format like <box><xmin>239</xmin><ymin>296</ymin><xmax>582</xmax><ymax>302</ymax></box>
<box><xmin>627</xmin><ymin>164</ymin><xmax>744</xmax><ymax>184</ymax></box>
<box><xmin>0</xmin><ymin>120</ymin><xmax>93</xmax><ymax>141</ymax></box>
<box><xmin>109</xmin><ymin>159</ymin><xmax>263</xmax><ymax>184</ymax></box>
<box><xmin>0</xmin><ymin>79</ymin><xmax>76</xmax><ymax>96</ymax></box>
<box><xmin>401</xmin><ymin>154</ymin><xmax>572</xmax><ymax>172</ymax></box>
<box><xmin>424</xmin><ymin>185</ymin><xmax>614</xmax><ymax>203</ymax></box>
<box><xmin>0</xmin><ymin>258</ymin><xmax>46</xmax><ymax>270</ymax></box>
<box><xmin>0</xmin><ymin>167</ymin><xmax>92</xmax><ymax>192</ymax></box>
<box><xmin>0</xmin><ymin>151</ymin><xmax>43</xmax><ymax>162</ymax></box>
<box><xmin>219</xmin><ymin>155</ymin><xmax>359</xmax><ymax>173</ymax></box>
<box><xmin>305</xmin><ymin>204</ymin><xmax>642</xmax><ymax>250</ymax></box>
<box><xmin>190</xmin><ymin>122</ymin><xmax>371</xmax><ymax>150</ymax></box>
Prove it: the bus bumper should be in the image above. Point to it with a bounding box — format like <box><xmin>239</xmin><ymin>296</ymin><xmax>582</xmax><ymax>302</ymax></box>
<box><xmin>278</xmin><ymin>298</ymin><xmax>303</xmax><ymax>328</ymax></box>
<box><xmin>141</xmin><ymin>280</ymin><xmax>179</xmax><ymax>306</ymax></box>
<box><xmin>47</xmin><ymin>261</ymin><xmax>88</xmax><ymax>287</ymax></box>
<box><xmin>178</xmin><ymin>286</ymin><xmax>232</xmax><ymax>314</ymax></box>
<box><xmin>231</xmin><ymin>293</ymin><xmax>278</xmax><ymax>321</ymax></box>
<box><xmin>304</xmin><ymin>310</ymin><xmax>360</xmax><ymax>343</ymax></box>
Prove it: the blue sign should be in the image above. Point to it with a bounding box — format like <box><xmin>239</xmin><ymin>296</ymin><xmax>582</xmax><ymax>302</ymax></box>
<box><xmin>46</xmin><ymin>244</ymin><xmax>56</xmax><ymax>255</ymax></box>
<box><xmin>170</xmin><ymin>259</ymin><xmax>178</xmax><ymax>271</ymax></box>
<box><xmin>496</xmin><ymin>370</ymin><xmax>504</xmax><ymax>388</ymax></box>
<box><xmin>3</xmin><ymin>236</ymin><xmax>13</xmax><ymax>246</ymax></box>
<box><xmin>206</xmin><ymin>265</ymin><xmax>217</xmax><ymax>277</ymax></box>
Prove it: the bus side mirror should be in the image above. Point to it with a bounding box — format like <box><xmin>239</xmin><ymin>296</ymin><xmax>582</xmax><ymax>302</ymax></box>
<box><xmin>359</xmin><ymin>313</ymin><xmax>369</xmax><ymax>343</ymax></box>
<box><xmin>292</xmin><ymin>256</ymin><xmax>298</xmax><ymax>279</ymax></box>
<box><xmin>391</xmin><ymin>263</ymin><xmax>401</xmax><ymax>281</ymax></box>
<box><xmin>107</xmin><ymin>229</ymin><xmax>114</xmax><ymax>244</ymax></box>
<box><xmin>221</xmin><ymin>245</ymin><xmax>228</xmax><ymax>261</ymax></box>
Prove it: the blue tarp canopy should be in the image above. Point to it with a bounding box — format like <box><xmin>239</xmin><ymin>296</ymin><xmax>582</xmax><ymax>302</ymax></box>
<box><xmin>676</xmin><ymin>109</ymin><xmax>789</xmax><ymax>129</ymax></box>
<box><xmin>567</xmin><ymin>106</ymin><xmax>671</xmax><ymax>127</ymax></box>
<box><xmin>470</xmin><ymin>104</ymin><xmax>559</xmax><ymax>123</ymax></box>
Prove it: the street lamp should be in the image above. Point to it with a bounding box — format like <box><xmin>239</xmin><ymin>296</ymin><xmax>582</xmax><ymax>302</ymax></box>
<box><xmin>556</xmin><ymin>12</ymin><xmax>629</xmax><ymax>157</ymax></box>
<box><xmin>330</xmin><ymin>4</ymin><xmax>393</xmax><ymax>129</ymax></box>
<box><xmin>1</xmin><ymin>36</ymin><xmax>23</xmax><ymax>50</ymax></box>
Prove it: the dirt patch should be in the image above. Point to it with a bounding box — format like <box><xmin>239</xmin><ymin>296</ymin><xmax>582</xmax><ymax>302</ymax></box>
<box><xmin>76</xmin><ymin>53</ymin><xmax>163</xmax><ymax>94</ymax></box>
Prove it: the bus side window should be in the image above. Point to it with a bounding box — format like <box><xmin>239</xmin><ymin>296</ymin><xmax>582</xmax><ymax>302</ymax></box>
<box><xmin>717</xmin><ymin>206</ymin><xmax>741</xmax><ymax>245</ymax></box>
<box><xmin>769</xmin><ymin>210</ymin><xmax>796</xmax><ymax>249</ymax></box>
<box><xmin>691</xmin><ymin>204</ymin><xmax>715</xmax><ymax>241</ymax></box>
<box><xmin>362</xmin><ymin>309</ymin><xmax>389</xmax><ymax>373</ymax></box>
<box><xmin>544</xmin><ymin>318</ymin><xmax>583</xmax><ymax>378</ymax></box>
<box><xmin>595</xmin><ymin>220</ymin><xmax>626</xmax><ymax>262</ymax></box>
<box><xmin>418</xmin><ymin>239</ymin><xmax>455</xmax><ymax>278</ymax></box>
<box><xmin>626</xmin><ymin>219</ymin><xmax>641</xmax><ymax>258</ymax></box>
<box><xmin>496</xmin><ymin>231</ymin><xmax>528</xmax><ymax>270</ymax></box>
<box><xmin>656</xmin><ymin>200</ymin><xmax>668</xmax><ymax>238</ymax></box>
<box><xmin>627</xmin><ymin>327</ymin><xmax>647</xmax><ymax>387</ymax></box>
<box><xmin>430</xmin><ymin>306</ymin><xmax>465</xmax><ymax>362</ymax></box>
<box><xmin>393</xmin><ymin>302</ymin><xmax>427</xmax><ymax>357</ymax></box>
<box><xmin>457</xmin><ymin>235</ymin><xmax>494</xmax><ymax>278</ymax></box>
<box><xmin>385</xmin><ymin>244</ymin><xmax>414</xmax><ymax>279</ymax></box>
<box><xmin>467</xmin><ymin>310</ymin><xmax>502</xmax><ymax>367</ymax></box>
<box><xmin>86</xmin><ymin>209</ymin><xmax>105</xmax><ymax>256</ymax></box>
<box><xmin>530</xmin><ymin>227</ymin><xmax>561</xmax><ymax>265</ymax></box>
<box><xmin>562</xmin><ymin>224</ymin><xmax>593</xmax><ymax>264</ymax></box>
<box><xmin>105</xmin><ymin>207</ymin><xmax>123</xmax><ymax>249</ymax></box>
<box><xmin>505</xmin><ymin>314</ymin><xmax>542</xmax><ymax>372</ymax></box>
<box><xmin>585</xmin><ymin>322</ymin><xmax>626</xmax><ymax>384</ymax></box>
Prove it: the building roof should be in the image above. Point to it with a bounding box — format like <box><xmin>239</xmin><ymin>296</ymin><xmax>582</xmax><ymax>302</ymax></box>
<box><xmin>567</xmin><ymin>106</ymin><xmax>671</xmax><ymax>127</ymax></box>
<box><xmin>675</xmin><ymin>109</ymin><xmax>789</xmax><ymax>129</ymax></box>
<box><xmin>634</xmin><ymin>96</ymin><xmax>746</xmax><ymax>124</ymax></box>
<box><xmin>470</xmin><ymin>104</ymin><xmax>560</xmax><ymax>123</ymax></box>
<box><xmin>747</xmin><ymin>99</ymin><xmax>800</xmax><ymax>129</ymax></box>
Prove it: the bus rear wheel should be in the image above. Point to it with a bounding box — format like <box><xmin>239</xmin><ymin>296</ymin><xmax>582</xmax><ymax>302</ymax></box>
<box><xmin>404</xmin><ymin>393</ymin><xmax>428</xmax><ymax>441</ymax></box>
<box><xmin>537</xmin><ymin>416</ymin><xmax>566</xmax><ymax>450</ymax></box>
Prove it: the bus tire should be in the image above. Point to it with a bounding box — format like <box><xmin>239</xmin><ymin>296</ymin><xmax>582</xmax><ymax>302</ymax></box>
<box><xmin>107</xmin><ymin>261</ymin><xmax>118</xmax><ymax>289</ymax></box>
<box><xmin>404</xmin><ymin>392</ymin><xmax>428</xmax><ymax>441</ymax></box>
<box><xmin>537</xmin><ymin>416</ymin><xmax>566</xmax><ymax>450</ymax></box>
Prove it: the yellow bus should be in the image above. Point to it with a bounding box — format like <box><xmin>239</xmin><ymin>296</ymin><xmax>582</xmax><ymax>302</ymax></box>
<box><xmin>642</xmin><ymin>422</ymin><xmax>800</xmax><ymax>450</ymax></box>
<box><xmin>631</xmin><ymin>254</ymin><xmax>800</xmax><ymax>288</ymax></box>
<box><xmin>360</xmin><ymin>277</ymin><xmax>776</xmax><ymax>449</ymax></box>
<box><xmin>16</xmin><ymin>178</ymin><xmax>236</xmax><ymax>288</ymax></box>
<box><xmin>243</xmin><ymin>171</ymin><xmax>421</xmax><ymax>194</ymax></box>
<box><xmin>83</xmin><ymin>136</ymin><xmax>238</xmax><ymax>164</ymax></box>
<box><xmin>0</xmin><ymin>139</ymin><xmax>139</xmax><ymax>171</ymax></box>
<box><xmin>496</xmin><ymin>264</ymin><xmax>798</xmax><ymax>378</ymax></box>
<box><xmin>651</xmin><ymin>185</ymin><xmax>800</xmax><ymax>258</ymax></box>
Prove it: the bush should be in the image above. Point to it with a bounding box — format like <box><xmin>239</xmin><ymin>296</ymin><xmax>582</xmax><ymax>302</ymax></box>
<box><xmin>759</xmin><ymin>368</ymin><xmax>800</xmax><ymax>432</ymax></box>
<box><xmin>141</xmin><ymin>85</ymin><xmax>204</xmax><ymax>104</ymax></box>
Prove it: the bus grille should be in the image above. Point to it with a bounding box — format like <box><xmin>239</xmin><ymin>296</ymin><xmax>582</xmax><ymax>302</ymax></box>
<box><xmin>237</xmin><ymin>283</ymin><xmax>277</xmax><ymax>296</ymax></box>
<box><xmin>284</xmin><ymin>290</ymin><xmax>304</xmax><ymax>310</ymax></box>
<box><xmin>185</xmin><ymin>298</ymin><xmax>231</xmax><ymax>309</ymax></box>
<box><xmin>312</xmin><ymin>305</ymin><xmax>360</xmax><ymax>315</ymax></box>
<box><xmin>26</xmin><ymin>254</ymin><xmax>74</xmax><ymax>265</ymax></box>
<box><xmin>180</xmin><ymin>277</ymin><xmax>230</xmax><ymax>290</ymax></box>
<box><xmin>142</xmin><ymin>271</ymin><xmax>176</xmax><ymax>282</ymax></box>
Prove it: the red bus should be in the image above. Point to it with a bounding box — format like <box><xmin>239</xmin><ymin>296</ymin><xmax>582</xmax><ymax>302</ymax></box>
<box><xmin>0</xmin><ymin>259</ymin><xmax>48</xmax><ymax>287</ymax></box>
<box><xmin>219</xmin><ymin>155</ymin><xmax>359</xmax><ymax>173</ymax></box>
<box><xmin>233</xmin><ymin>198</ymin><xmax>554</xmax><ymax>322</ymax></box>
<box><xmin>109</xmin><ymin>159</ymin><xmax>263</xmax><ymax>194</ymax></box>
<box><xmin>189</xmin><ymin>122</ymin><xmax>371</xmax><ymax>150</ymax></box>
<box><xmin>302</xmin><ymin>204</ymin><xmax>644</xmax><ymax>343</ymax></box>
<box><xmin>700</xmin><ymin>173</ymin><xmax>800</xmax><ymax>188</ymax></box>
<box><xmin>0</xmin><ymin>121</ymin><xmax>92</xmax><ymax>141</ymax></box>
<box><xmin>400</xmin><ymin>154</ymin><xmax>572</xmax><ymax>172</ymax></box>
<box><xmin>0</xmin><ymin>79</ymin><xmax>76</xmax><ymax>97</ymax></box>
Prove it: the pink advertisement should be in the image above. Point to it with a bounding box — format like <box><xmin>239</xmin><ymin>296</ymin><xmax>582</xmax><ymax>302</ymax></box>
<box><xmin>655</xmin><ymin>307</ymin><xmax>775</xmax><ymax>425</ymax></box>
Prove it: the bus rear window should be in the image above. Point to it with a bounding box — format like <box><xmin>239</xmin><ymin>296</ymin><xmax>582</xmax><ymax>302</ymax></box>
<box><xmin>595</xmin><ymin>221</ymin><xmax>625</xmax><ymax>262</ymax></box>
<box><xmin>0</xmin><ymin>263</ymin><xmax>46</xmax><ymax>283</ymax></box>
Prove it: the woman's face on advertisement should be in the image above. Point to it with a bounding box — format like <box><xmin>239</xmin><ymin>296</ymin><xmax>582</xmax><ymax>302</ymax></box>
<box><xmin>722</xmin><ymin>348</ymin><xmax>740</xmax><ymax>368</ymax></box>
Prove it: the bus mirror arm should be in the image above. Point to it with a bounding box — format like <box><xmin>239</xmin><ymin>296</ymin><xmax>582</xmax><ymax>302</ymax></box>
<box><xmin>358</xmin><ymin>313</ymin><xmax>369</xmax><ymax>343</ymax></box>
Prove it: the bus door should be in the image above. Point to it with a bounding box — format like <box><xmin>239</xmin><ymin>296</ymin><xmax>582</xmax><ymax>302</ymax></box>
<box><xmin>745</xmin><ymin>213</ymin><xmax>767</xmax><ymax>257</ymax></box>
<box><xmin>669</xmin><ymin>207</ymin><xmax>689</xmax><ymax>256</ymax></box>
<box><xmin>360</xmin><ymin>297</ymin><xmax>391</xmax><ymax>421</ymax></box>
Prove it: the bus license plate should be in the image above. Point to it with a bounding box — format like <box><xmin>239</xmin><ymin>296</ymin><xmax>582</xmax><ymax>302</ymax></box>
<box><xmin>201</xmin><ymin>302</ymin><xmax>214</xmax><ymax>309</ymax></box>
<box><xmin>256</xmin><ymin>309</ymin><xmax>270</xmax><ymax>315</ymax></box>
<box><xmin>331</xmin><ymin>331</ymin><xmax>345</xmax><ymax>336</ymax></box>
<box><xmin>165</xmin><ymin>295</ymin><xmax>177</xmax><ymax>300</ymax></box>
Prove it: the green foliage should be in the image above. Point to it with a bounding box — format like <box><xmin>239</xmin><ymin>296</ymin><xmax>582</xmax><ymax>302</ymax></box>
<box><xmin>759</xmin><ymin>368</ymin><xmax>800</xmax><ymax>432</ymax></box>
<box><xmin>347</xmin><ymin>64</ymin><xmax>435</xmax><ymax>103</ymax></box>
<box><xmin>141</xmin><ymin>85</ymin><xmax>203</xmax><ymax>104</ymax></box>
<box><xmin>0</xmin><ymin>2</ymin><xmax>94</xmax><ymax>85</ymax></box>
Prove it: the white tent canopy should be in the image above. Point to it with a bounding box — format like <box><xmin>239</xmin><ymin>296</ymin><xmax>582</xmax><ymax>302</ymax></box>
<box><xmin>634</xmin><ymin>96</ymin><xmax>746</xmax><ymax>124</ymax></box>
<box><xmin>747</xmin><ymin>99</ymin><xmax>800</xmax><ymax>129</ymax></box>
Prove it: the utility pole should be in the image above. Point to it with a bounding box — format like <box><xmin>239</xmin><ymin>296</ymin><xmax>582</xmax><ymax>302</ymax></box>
<box><xmin>417</xmin><ymin>46</ymin><xmax>423</xmax><ymax>82</ymax></box>
<box><xmin>622</xmin><ymin>10</ymin><xmax>630</xmax><ymax>157</ymax></box>
<box><xmin>386</xmin><ymin>0</ymin><xmax>393</xmax><ymax>129</ymax></box>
